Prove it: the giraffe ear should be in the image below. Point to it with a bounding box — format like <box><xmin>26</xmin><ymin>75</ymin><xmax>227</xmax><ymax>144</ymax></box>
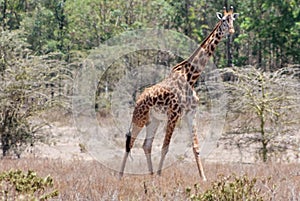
<box><xmin>233</xmin><ymin>13</ymin><xmax>239</xmax><ymax>20</ymax></box>
<box><xmin>216</xmin><ymin>12</ymin><xmax>223</xmax><ymax>20</ymax></box>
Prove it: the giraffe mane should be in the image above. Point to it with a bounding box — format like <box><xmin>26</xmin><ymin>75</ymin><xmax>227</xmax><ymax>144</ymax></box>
<box><xmin>199</xmin><ymin>21</ymin><xmax>222</xmax><ymax>48</ymax></box>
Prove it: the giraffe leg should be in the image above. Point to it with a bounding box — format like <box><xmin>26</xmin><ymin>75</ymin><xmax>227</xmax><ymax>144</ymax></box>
<box><xmin>143</xmin><ymin>117</ymin><xmax>160</xmax><ymax>175</ymax></box>
<box><xmin>119</xmin><ymin>124</ymin><xmax>143</xmax><ymax>179</ymax></box>
<box><xmin>157</xmin><ymin>112</ymin><xmax>179</xmax><ymax>175</ymax></box>
<box><xmin>192</xmin><ymin>134</ymin><xmax>207</xmax><ymax>181</ymax></box>
<box><xmin>187</xmin><ymin>111</ymin><xmax>207</xmax><ymax>181</ymax></box>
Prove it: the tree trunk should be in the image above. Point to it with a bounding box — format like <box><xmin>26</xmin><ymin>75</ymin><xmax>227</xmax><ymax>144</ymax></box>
<box><xmin>226</xmin><ymin>35</ymin><xmax>233</xmax><ymax>67</ymax></box>
<box><xmin>260</xmin><ymin>82</ymin><xmax>268</xmax><ymax>162</ymax></box>
<box><xmin>1</xmin><ymin>0</ymin><xmax>7</xmax><ymax>29</ymax></box>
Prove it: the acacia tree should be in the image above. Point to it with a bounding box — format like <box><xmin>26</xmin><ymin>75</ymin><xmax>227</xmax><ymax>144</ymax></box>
<box><xmin>224</xmin><ymin>66</ymin><xmax>300</xmax><ymax>162</ymax></box>
<box><xmin>0</xmin><ymin>29</ymin><xmax>71</xmax><ymax>158</ymax></box>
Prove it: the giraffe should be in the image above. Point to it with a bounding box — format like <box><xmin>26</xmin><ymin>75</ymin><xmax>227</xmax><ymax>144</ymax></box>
<box><xmin>119</xmin><ymin>6</ymin><xmax>239</xmax><ymax>181</ymax></box>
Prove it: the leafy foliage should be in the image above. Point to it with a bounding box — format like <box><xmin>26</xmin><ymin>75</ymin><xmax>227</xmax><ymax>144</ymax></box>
<box><xmin>1</xmin><ymin>0</ymin><xmax>299</xmax><ymax>68</ymax></box>
<box><xmin>236</xmin><ymin>0</ymin><xmax>300</xmax><ymax>68</ymax></box>
<box><xmin>0</xmin><ymin>169</ymin><xmax>58</xmax><ymax>200</ymax></box>
<box><xmin>186</xmin><ymin>174</ymin><xmax>266</xmax><ymax>201</ymax></box>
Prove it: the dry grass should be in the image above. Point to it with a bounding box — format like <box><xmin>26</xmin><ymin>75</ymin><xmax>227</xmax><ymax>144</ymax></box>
<box><xmin>0</xmin><ymin>158</ymin><xmax>299</xmax><ymax>200</ymax></box>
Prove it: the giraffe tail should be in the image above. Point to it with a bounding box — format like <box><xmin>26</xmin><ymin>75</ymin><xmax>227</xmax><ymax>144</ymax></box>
<box><xmin>125</xmin><ymin>131</ymin><xmax>131</xmax><ymax>153</ymax></box>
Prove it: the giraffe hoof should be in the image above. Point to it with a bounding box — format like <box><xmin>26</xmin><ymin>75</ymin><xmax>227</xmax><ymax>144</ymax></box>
<box><xmin>118</xmin><ymin>172</ymin><xmax>124</xmax><ymax>180</ymax></box>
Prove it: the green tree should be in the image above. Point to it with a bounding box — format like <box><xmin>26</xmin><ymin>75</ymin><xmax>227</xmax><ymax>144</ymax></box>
<box><xmin>0</xmin><ymin>0</ymin><xmax>26</xmax><ymax>30</ymax></box>
<box><xmin>65</xmin><ymin>0</ymin><xmax>175</xmax><ymax>51</ymax></box>
<box><xmin>235</xmin><ymin>0</ymin><xmax>300</xmax><ymax>69</ymax></box>
<box><xmin>21</xmin><ymin>1</ymin><xmax>69</xmax><ymax>55</ymax></box>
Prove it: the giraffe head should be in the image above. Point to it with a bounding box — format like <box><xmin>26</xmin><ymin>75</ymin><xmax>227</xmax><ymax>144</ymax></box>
<box><xmin>216</xmin><ymin>6</ymin><xmax>239</xmax><ymax>34</ymax></box>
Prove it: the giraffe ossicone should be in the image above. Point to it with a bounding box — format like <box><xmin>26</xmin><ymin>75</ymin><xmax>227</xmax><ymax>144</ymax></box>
<box><xmin>120</xmin><ymin>6</ymin><xmax>239</xmax><ymax>181</ymax></box>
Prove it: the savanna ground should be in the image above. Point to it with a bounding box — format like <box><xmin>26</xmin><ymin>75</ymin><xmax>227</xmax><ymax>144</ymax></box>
<box><xmin>1</xmin><ymin>158</ymin><xmax>299</xmax><ymax>200</ymax></box>
<box><xmin>1</xmin><ymin>111</ymin><xmax>299</xmax><ymax>201</ymax></box>
<box><xmin>0</xmin><ymin>108</ymin><xmax>300</xmax><ymax>201</ymax></box>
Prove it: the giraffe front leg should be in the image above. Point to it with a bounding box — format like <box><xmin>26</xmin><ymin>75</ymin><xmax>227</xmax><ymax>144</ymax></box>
<box><xmin>157</xmin><ymin>113</ymin><xmax>179</xmax><ymax>176</ymax></box>
<box><xmin>143</xmin><ymin>117</ymin><xmax>160</xmax><ymax>175</ymax></box>
<box><xmin>192</xmin><ymin>134</ymin><xmax>207</xmax><ymax>181</ymax></box>
<box><xmin>187</xmin><ymin>110</ymin><xmax>207</xmax><ymax>181</ymax></box>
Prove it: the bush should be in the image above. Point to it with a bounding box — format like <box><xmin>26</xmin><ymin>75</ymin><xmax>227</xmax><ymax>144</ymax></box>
<box><xmin>0</xmin><ymin>29</ymin><xmax>72</xmax><ymax>158</ymax></box>
<box><xmin>186</xmin><ymin>174</ymin><xmax>267</xmax><ymax>201</ymax></box>
<box><xmin>0</xmin><ymin>169</ymin><xmax>59</xmax><ymax>200</ymax></box>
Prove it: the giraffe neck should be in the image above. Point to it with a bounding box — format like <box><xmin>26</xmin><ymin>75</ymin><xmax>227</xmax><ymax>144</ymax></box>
<box><xmin>188</xmin><ymin>21</ymin><xmax>223</xmax><ymax>63</ymax></box>
<box><xmin>171</xmin><ymin>21</ymin><xmax>225</xmax><ymax>87</ymax></box>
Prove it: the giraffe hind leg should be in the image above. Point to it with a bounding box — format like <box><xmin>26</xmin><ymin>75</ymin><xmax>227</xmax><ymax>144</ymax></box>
<box><xmin>119</xmin><ymin>124</ymin><xmax>143</xmax><ymax>179</ymax></box>
<box><xmin>143</xmin><ymin>117</ymin><xmax>160</xmax><ymax>175</ymax></box>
